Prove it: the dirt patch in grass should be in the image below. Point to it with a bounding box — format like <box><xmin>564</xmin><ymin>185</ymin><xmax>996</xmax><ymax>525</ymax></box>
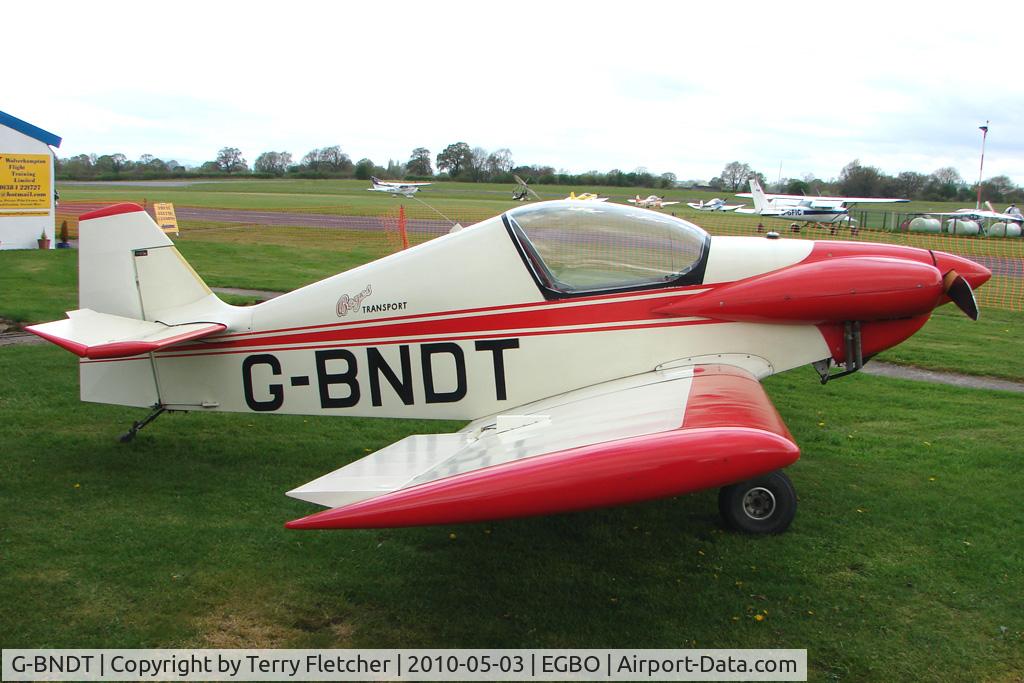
<box><xmin>195</xmin><ymin>609</ymin><xmax>302</xmax><ymax>648</ymax></box>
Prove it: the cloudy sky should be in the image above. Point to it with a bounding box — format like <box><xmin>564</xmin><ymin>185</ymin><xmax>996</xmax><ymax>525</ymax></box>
<box><xmin>7</xmin><ymin>0</ymin><xmax>1023</xmax><ymax>184</ymax></box>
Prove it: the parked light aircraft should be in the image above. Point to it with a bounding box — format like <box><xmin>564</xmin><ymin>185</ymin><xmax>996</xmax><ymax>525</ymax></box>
<box><xmin>368</xmin><ymin>176</ymin><xmax>431</xmax><ymax>197</ymax></box>
<box><xmin>923</xmin><ymin>202</ymin><xmax>1024</xmax><ymax>225</ymax></box>
<box><xmin>566</xmin><ymin>191</ymin><xmax>608</xmax><ymax>201</ymax></box>
<box><xmin>512</xmin><ymin>174</ymin><xmax>541</xmax><ymax>201</ymax></box>
<box><xmin>27</xmin><ymin>201</ymin><xmax>989</xmax><ymax>533</ymax></box>
<box><xmin>686</xmin><ymin>198</ymin><xmax>744</xmax><ymax>212</ymax></box>
<box><xmin>735</xmin><ymin>179</ymin><xmax>909</xmax><ymax>225</ymax></box>
<box><xmin>628</xmin><ymin>195</ymin><xmax>680</xmax><ymax>209</ymax></box>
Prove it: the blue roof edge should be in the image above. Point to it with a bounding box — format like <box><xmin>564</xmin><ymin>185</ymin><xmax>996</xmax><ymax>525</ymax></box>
<box><xmin>0</xmin><ymin>110</ymin><xmax>62</xmax><ymax>148</ymax></box>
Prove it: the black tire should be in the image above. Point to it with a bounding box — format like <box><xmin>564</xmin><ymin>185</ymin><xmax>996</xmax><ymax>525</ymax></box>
<box><xmin>718</xmin><ymin>470</ymin><xmax>796</xmax><ymax>534</ymax></box>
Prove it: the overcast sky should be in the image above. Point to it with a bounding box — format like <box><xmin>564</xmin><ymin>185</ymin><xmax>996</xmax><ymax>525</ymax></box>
<box><xmin>7</xmin><ymin>0</ymin><xmax>1023</xmax><ymax>184</ymax></box>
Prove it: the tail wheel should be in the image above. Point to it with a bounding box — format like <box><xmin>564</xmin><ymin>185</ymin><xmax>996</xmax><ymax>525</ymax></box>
<box><xmin>718</xmin><ymin>470</ymin><xmax>797</xmax><ymax>534</ymax></box>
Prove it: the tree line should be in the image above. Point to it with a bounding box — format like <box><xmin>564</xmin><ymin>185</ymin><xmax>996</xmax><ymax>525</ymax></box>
<box><xmin>54</xmin><ymin>145</ymin><xmax>1024</xmax><ymax>203</ymax></box>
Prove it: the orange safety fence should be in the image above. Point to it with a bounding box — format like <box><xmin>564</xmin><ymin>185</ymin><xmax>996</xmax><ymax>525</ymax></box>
<box><xmin>54</xmin><ymin>201</ymin><xmax>1024</xmax><ymax>312</ymax></box>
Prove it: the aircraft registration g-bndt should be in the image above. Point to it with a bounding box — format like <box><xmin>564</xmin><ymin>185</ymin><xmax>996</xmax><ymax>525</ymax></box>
<box><xmin>28</xmin><ymin>201</ymin><xmax>990</xmax><ymax>533</ymax></box>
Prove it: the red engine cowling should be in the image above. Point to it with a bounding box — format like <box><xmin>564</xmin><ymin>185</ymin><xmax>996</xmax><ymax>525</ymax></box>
<box><xmin>656</xmin><ymin>257</ymin><xmax>945</xmax><ymax>324</ymax></box>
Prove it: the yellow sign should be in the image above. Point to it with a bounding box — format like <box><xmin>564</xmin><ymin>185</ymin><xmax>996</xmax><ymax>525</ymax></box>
<box><xmin>152</xmin><ymin>202</ymin><xmax>179</xmax><ymax>236</ymax></box>
<box><xmin>0</xmin><ymin>153</ymin><xmax>51</xmax><ymax>210</ymax></box>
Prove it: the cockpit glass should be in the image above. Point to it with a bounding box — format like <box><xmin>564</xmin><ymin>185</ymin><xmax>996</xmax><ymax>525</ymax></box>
<box><xmin>506</xmin><ymin>201</ymin><xmax>708</xmax><ymax>294</ymax></box>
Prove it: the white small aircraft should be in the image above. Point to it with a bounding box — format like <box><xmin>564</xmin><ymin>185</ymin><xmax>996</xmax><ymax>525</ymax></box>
<box><xmin>27</xmin><ymin>201</ymin><xmax>989</xmax><ymax>533</ymax></box>
<box><xmin>628</xmin><ymin>195</ymin><xmax>680</xmax><ymax>209</ymax></box>
<box><xmin>735</xmin><ymin>179</ymin><xmax>909</xmax><ymax>224</ymax></box>
<box><xmin>368</xmin><ymin>176</ymin><xmax>431</xmax><ymax>197</ymax></box>
<box><xmin>566</xmin><ymin>191</ymin><xmax>608</xmax><ymax>201</ymax></box>
<box><xmin>924</xmin><ymin>202</ymin><xmax>1024</xmax><ymax>225</ymax></box>
<box><xmin>687</xmin><ymin>198</ymin><xmax>744</xmax><ymax>212</ymax></box>
<box><xmin>512</xmin><ymin>174</ymin><xmax>541</xmax><ymax>202</ymax></box>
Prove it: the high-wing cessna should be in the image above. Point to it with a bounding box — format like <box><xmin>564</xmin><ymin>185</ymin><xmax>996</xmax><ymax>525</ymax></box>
<box><xmin>368</xmin><ymin>176</ymin><xmax>431</xmax><ymax>197</ymax></box>
<box><xmin>735</xmin><ymin>179</ymin><xmax>909</xmax><ymax>224</ymax></box>
<box><xmin>28</xmin><ymin>201</ymin><xmax>989</xmax><ymax>533</ymax></box>
<box><xmin>628</xmin><ymin>194</ymin><xmax>679</xmax><ymax>209</ymax></box>
<box><xmin>686</xmin><ymin>198</ymin><xmax>744</xmax><ymax>212</ymax></box>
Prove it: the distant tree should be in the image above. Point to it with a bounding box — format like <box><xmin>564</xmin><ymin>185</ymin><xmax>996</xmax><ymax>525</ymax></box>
<box><xmin>838</xmin><ymin>159</ymin><xmax>884</xmax><ymax>197</ymax></box>
<box><xmin>319</xmin><ymin>145</ymin><xmax>352</xmax><ymax>173</ymax></box>
<box><xmin>385</xmin><ymin>159</ymin><xmax>406</xmax><ymax>178</ymax></box>
<box><xmin>981</xmin><ymin>175</ymin><xmax>1017</xmax><ymax>203</ymax></box>
<box><xmin>56</xmin><ymin>154</ymin><xmax>94</xmax><ymax>179</ymax></box>
<box><xmin>436</xmin><ymin>142</ymin><xmax>472</xmax><ymax>177</ymax></box>
<box><xmin>199</xmin><ymin>160</ymin><xmax>222</xmax><ymax>174</ymax></box>
<box><xmin>658</xmin><ymin>172</ymin><xmax>677</xmax><ymax>189</ymax></box>
<box><xmin>406</xmin><ymin>148</ymin><xmax>432</xmax><ymax>176</ymax></box>
<box><xmin>354</xmin><ymin>158</ymin><xmax>376</xmax><ymax>180</ymax></box>
<box><xmin>891</xmin><ymin>171</ymin><xmax>928</xmax><ymax>199</ymax></box>
<box><xmin>254</xmin><ymin>151</ymin><xmax>292</xmax><ymax>176</ymax></box>
<box><xmin>215</xmin><ymin>147</ymin><xmax>247</xmax><ymax>174</ymax></box>
<box><xmin>486</xmin><ymin>148</ymin><xmax>514</xmax><ymax>178</ymax></box>
<box><xmin>932</xmin><ymin>166</ymin><xmax>963</xmax><ymax>186</ymax></box>
<box><xmin>467</xmin><ymin>146</ymin><xmax>490</xmax><ymax>181</ymax></box>
<box><xmin>784</xmin><ymin>178</ymin><xmax>810</xmax><ymax>195</ymax></box>
<box><xmin>719</xmin><ymin>161</ymin><xmax>757</xmax><ymax>191</ymax></box>
<box><xmin>925</xmin><ymin>166</ymin><xmax>964</xmax><ymax>200</ymax></box>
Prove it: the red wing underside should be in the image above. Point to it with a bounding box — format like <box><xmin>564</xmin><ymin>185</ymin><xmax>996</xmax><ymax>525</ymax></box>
<box><xmin>286</xmin><ymin>364</ymin><xmax>799</xmax><ymax>529</ymax></box>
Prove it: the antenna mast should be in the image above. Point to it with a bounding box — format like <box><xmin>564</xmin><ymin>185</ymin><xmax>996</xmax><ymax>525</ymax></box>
<box><xmin>976</xmin><ymin>121</ymin><xmax>989</xmax><ymax>210</ymax></box>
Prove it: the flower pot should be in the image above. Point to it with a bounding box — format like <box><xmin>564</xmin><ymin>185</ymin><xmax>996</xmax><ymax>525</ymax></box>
<box><xmin>38</xmin><ymin>238</ymin><xmax>51</xmax><ymax>250</ymax></box>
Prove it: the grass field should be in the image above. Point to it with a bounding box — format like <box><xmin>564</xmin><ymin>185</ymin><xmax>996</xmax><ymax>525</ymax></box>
<box><xmin>0</xmin><ymin>344</ymin><xmax>1021</xmax><ymax>680</ymax></box>
<box><xmin>2</xmin><ymin>179</ymin><xmax>1022</xmax><ymax>680</ymax></box>
<box><xmin>57</xmin><ymin>178</ymin><xmax>987</xmax><ymax>221</ymax></box>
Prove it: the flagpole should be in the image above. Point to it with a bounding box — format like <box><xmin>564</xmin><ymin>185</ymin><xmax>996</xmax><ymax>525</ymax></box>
<box><xmin>976</xmin><ymin>121</ymin><xmax>989</xmax><ymax>210</ymax></box>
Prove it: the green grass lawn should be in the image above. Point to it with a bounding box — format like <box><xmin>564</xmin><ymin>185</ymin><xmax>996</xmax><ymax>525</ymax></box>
<box><xmin>3</xmin><ymin>187</ymin><xmax>1022</xmax><ymax>679</ymax></box>
<box><xmin>0</xmin><ymin>344</ymin><xmax>1020</xmax><ymax>681</ymax></box>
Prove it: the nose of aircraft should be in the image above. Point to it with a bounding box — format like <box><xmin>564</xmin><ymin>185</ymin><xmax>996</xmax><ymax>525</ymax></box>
<box><xmin>930</xmin><ymin>250</ymin><xmax>990</xmax><ymax>321</ymax></box>
<box><xmin>931</xmin><ymin>250</ymin><xmax>992</xmax><ymax>290</ymax></box>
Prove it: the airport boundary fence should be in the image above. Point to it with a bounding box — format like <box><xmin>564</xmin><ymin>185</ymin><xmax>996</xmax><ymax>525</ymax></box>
<box><xmin>55</xmin><ymin>201</ymin><xmax>1024</xmax><ymax>312</ymax></box>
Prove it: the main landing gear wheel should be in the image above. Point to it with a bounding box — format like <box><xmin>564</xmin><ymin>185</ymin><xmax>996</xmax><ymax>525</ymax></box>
<box><xmin>718</xmin><ymin>470</ymin><xmax>796</xmax><ymax>534</ymax></box>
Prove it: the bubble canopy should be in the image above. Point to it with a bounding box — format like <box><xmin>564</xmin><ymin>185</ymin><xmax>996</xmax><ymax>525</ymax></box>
<box><xmin>504</xmin><ymin>200</ymin><xmax>710</xmax><ymax>297</ymax></box>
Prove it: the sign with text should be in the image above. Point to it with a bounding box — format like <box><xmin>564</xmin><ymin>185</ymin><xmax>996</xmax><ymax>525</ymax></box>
<box><xmin>152</xmin><ymin>202</ymin><xmax>179</xmax><ymax>236</ymax></box>
<box><xmin>0</xmin><ymin>154</ymin><xmax>51</xmax><ymax>211</ymax></box>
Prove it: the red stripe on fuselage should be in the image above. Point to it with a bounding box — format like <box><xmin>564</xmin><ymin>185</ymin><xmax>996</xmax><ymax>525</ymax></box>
<box><xmin>82</xmin><ymin>317</ymin><xmax>719</xmax><ymax>363</ymax></box>
<box><xmin>166</xmin><ymin>286</ymin><xmax>714</xmax><ymax>355</ymax></box>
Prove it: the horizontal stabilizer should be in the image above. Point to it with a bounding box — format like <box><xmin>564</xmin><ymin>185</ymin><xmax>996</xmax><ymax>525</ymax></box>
<box><xmin>27</xmin><ymin>309</ymin><xmax>225</xmax><ymax>359</ymax></box>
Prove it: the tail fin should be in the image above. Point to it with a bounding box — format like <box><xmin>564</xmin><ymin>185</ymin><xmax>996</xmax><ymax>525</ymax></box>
<box><xmin>749</xmin><ymin>178</ymin><xmax>769</xmax><ymax>213</ymax></box>
<box><xmin>30</xmin><ymin>203</ymin><xmax>234</xmax><ymax>407</ymax></box>
<box><xmin>78</xmin><ymin>204</ymin><xmax>218</xmax><ymax>320</ymax></box>
<box><xmin>370</xmin><ymin>176</ymin><xmax>382</xmax><ymax>186</ymax></box>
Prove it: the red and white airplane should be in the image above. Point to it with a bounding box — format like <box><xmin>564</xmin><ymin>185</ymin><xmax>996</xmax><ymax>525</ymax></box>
<box><xmin>27</xmin><ymin>201</ymin><xmax>989</xmax><ymax>533</ymax></box>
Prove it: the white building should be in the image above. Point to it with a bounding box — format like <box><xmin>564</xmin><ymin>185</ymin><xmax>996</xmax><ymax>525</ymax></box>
<box><xmin>0</xmin><ymin>110</ymin><xmax>62</xmax><ymax>249</ymax></box>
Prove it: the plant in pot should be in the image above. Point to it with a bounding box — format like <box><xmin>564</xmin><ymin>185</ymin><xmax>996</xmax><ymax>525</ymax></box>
<box><xmin>57</xmin><ymin>220</ymin><xmax>71</xmax><ymax>249</ymax></box>
<box><xmin>37</xmin><ymin>229</ymin><xmax>51</xmax><ymax>250</ymax></box>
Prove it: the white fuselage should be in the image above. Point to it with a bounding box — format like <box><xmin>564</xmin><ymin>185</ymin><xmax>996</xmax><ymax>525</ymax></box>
<box><xmin>80</xmin><ymin>216</ymin><xmax>829</xmax><ymax>421</ymax></box>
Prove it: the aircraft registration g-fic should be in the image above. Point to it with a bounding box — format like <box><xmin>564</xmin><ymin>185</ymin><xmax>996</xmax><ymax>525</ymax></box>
<box><xmin>29</xmin><ymin>200</ymin><xmax>990</xmax><ymax>532</ymax></box>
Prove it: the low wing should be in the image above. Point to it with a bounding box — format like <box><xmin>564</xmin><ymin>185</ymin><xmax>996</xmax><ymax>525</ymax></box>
<box><xmin>286</xmin><ymin>364</ymin><xmax>799</xmax><ymax>529</ymax></box>
<box><xmin>26</xmin><ymin>309</ymin><xmax>226</xmax><ymax>360</ymax></box>
<box><xmin>660</xmin><ymin>200</ymin><xmax>680</xmax><ymax>206</ymax></box>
